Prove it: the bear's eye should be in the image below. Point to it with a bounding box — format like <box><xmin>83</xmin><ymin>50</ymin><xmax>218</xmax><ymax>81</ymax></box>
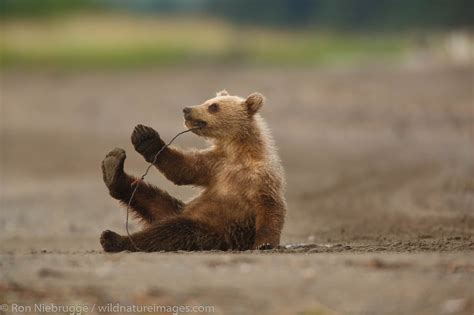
<box><xmin>208</xmin><ymin>103</ymin><xmax>220</xmax><ymax>113</ymax></box>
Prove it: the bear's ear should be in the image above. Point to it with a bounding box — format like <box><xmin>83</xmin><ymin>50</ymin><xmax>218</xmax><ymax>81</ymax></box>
<box><xmin>216</xmin><ymin>90</ymin><xmax>229</xmax><ymax>97</ymax></box>
<box><xmin>244</xmin><ymin>92</ymin><xmax>264</xmax><ymax>115</ymax></box>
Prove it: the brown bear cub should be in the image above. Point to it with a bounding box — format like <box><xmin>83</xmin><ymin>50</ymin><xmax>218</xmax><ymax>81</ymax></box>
<box><xmin>100</xmin><ymin>90</ymin><xmax>286</xmax><ymax>252</ymax></box>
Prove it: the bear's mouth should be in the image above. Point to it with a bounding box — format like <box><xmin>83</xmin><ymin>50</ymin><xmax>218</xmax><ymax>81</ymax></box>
<box><xmin>185</xmin><ymin>119</ymin><xmax>207</xmax><ymax>129</ymax></box>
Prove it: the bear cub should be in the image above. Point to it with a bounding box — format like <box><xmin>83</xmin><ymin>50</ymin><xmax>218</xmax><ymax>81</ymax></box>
<box><xmin>100</xmin><ymin>90</ymin><xmax>286</xmax><ymax>252</ymax></box>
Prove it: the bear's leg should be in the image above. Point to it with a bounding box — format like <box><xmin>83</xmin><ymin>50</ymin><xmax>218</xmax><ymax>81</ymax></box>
<box><xmin>101</xmin><ymin>148</ymin><xmax>184</xmax><ymax>224</ymax></box>
<box><xmin>100</xmin><ymin>216</ymin><xmax>256</xmax><ymax>253</ymax></box>
<box><xmin>100</xmin><ymin>217</ymin><xmax>223</xmax><ymax>252</ymax></box>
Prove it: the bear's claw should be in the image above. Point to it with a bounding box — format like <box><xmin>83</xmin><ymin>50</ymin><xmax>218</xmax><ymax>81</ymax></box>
<box><xmin>256</xmin><ymin>243</ymin><xmax>274</xmax><ymax>250</ymax></box>
<box><xmin>100</xmin><ymin>230</ymin><xmax>125</xmax><ymax>252</ymax></box>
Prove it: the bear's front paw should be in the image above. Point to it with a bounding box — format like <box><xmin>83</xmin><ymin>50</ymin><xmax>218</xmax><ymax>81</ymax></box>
<box><xmin>101</xmin><ymin>148</ymin><xmax>126</xmax><ymax>191</ymax></box>
<box><xmin>131</xmin><ymin>124</ymin><xmax>165</xmax><ymax>161</ymax></box>
<box><xmin>100</xmin><ymin>230</ymin><xmax>125</xmax><ymax>252</ymax></box>
<box><xmin>256</xmin><ymin>243</ymin><xmax>274</xmax><ymax>250</ymax></box>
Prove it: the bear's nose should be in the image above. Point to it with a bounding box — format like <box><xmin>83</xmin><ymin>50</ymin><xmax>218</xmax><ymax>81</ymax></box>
<box><xmin>183</xmin><ymin>107</ymin><xmax>192</xmax><ymax>115</ymax></box>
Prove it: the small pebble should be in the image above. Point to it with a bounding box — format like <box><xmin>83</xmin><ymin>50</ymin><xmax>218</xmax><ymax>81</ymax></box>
<box><xmin>38</xmin><ymin>267</ymin><xmax>63</xmax><ymax>278</ymax></box>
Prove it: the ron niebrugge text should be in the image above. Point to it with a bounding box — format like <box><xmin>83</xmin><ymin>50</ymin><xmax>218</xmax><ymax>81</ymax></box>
<box><xmin>6</xmin><ymin>303</ymin><xmax>215</xmax><ymax>314</ymax></box>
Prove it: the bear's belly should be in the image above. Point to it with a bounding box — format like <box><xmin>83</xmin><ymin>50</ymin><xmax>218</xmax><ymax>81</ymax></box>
<box><xmin>183</xmin><ymin>190</ymin><xmax>255</xmax><ymax>222</ymax></box>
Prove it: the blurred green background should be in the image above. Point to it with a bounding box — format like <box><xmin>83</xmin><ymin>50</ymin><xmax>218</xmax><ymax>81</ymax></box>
<box><xmin>1</xmin><ymin>0</ymin><xmax>472</xmax><ymax>69</ymax></box>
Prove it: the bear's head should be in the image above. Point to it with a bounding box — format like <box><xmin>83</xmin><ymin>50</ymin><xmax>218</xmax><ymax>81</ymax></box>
<box><xmin>183</xmin><ymin>90</ymin><xmax>265</xmax><ymax>139</ymax></box>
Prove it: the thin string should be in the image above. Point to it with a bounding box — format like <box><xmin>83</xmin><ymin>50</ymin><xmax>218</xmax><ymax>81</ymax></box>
<box><xmin>125</xmin><ymin>126</ymin><xmax>202</xmax><ymax>251</ymax></box>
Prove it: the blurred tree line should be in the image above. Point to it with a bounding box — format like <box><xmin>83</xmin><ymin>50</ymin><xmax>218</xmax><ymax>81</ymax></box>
<box><xmin>1</xmin><ymin>0</ymin><xmax>473</xmax><ymax>31</ymax></box>
<box><xmin>210</xmin><ymin>0</ymin><xmax>474</xmax><ymax>30</ymax></box>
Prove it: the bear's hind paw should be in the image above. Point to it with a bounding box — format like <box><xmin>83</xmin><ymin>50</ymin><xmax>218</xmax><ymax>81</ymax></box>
<box><xmin>101</xmin><ymin>148</ymin><xmax>126</xmax><ymax>189</ymax></box>
<box><xmin>100</xmin><ymin>230</ymin><xmax>125</xmax><ymax>253</ymax></box>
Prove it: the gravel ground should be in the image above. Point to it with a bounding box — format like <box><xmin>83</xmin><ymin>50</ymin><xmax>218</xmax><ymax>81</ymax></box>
<box><xmin>1</xmin><ymin>64</ymin><xmax>473</xmax><ymax>314</ymax></box>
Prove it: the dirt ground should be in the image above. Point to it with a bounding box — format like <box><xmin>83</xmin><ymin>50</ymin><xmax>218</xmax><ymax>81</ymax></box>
<box><xmin>1</xmin><ymin>64</ymin><xmax>473</xmax><ymax>314</ymax></box>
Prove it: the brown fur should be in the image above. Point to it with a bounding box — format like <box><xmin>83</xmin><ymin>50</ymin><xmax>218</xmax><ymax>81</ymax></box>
<box><xmin>100</xmin><ymin>91</ymin><xmax>286</xmax><ymax>252</ymax></box>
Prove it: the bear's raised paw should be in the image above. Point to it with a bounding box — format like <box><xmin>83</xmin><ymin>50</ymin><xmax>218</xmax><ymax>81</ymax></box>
<box><xmin>101</xmin><ymin>148</ymin><xmax>126</xmax><ymax>189</ymax></box>
<box><xmin>131</xmin><ymin>125</ymin><xmax>164</xmax><ymax>161</ymax></box>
